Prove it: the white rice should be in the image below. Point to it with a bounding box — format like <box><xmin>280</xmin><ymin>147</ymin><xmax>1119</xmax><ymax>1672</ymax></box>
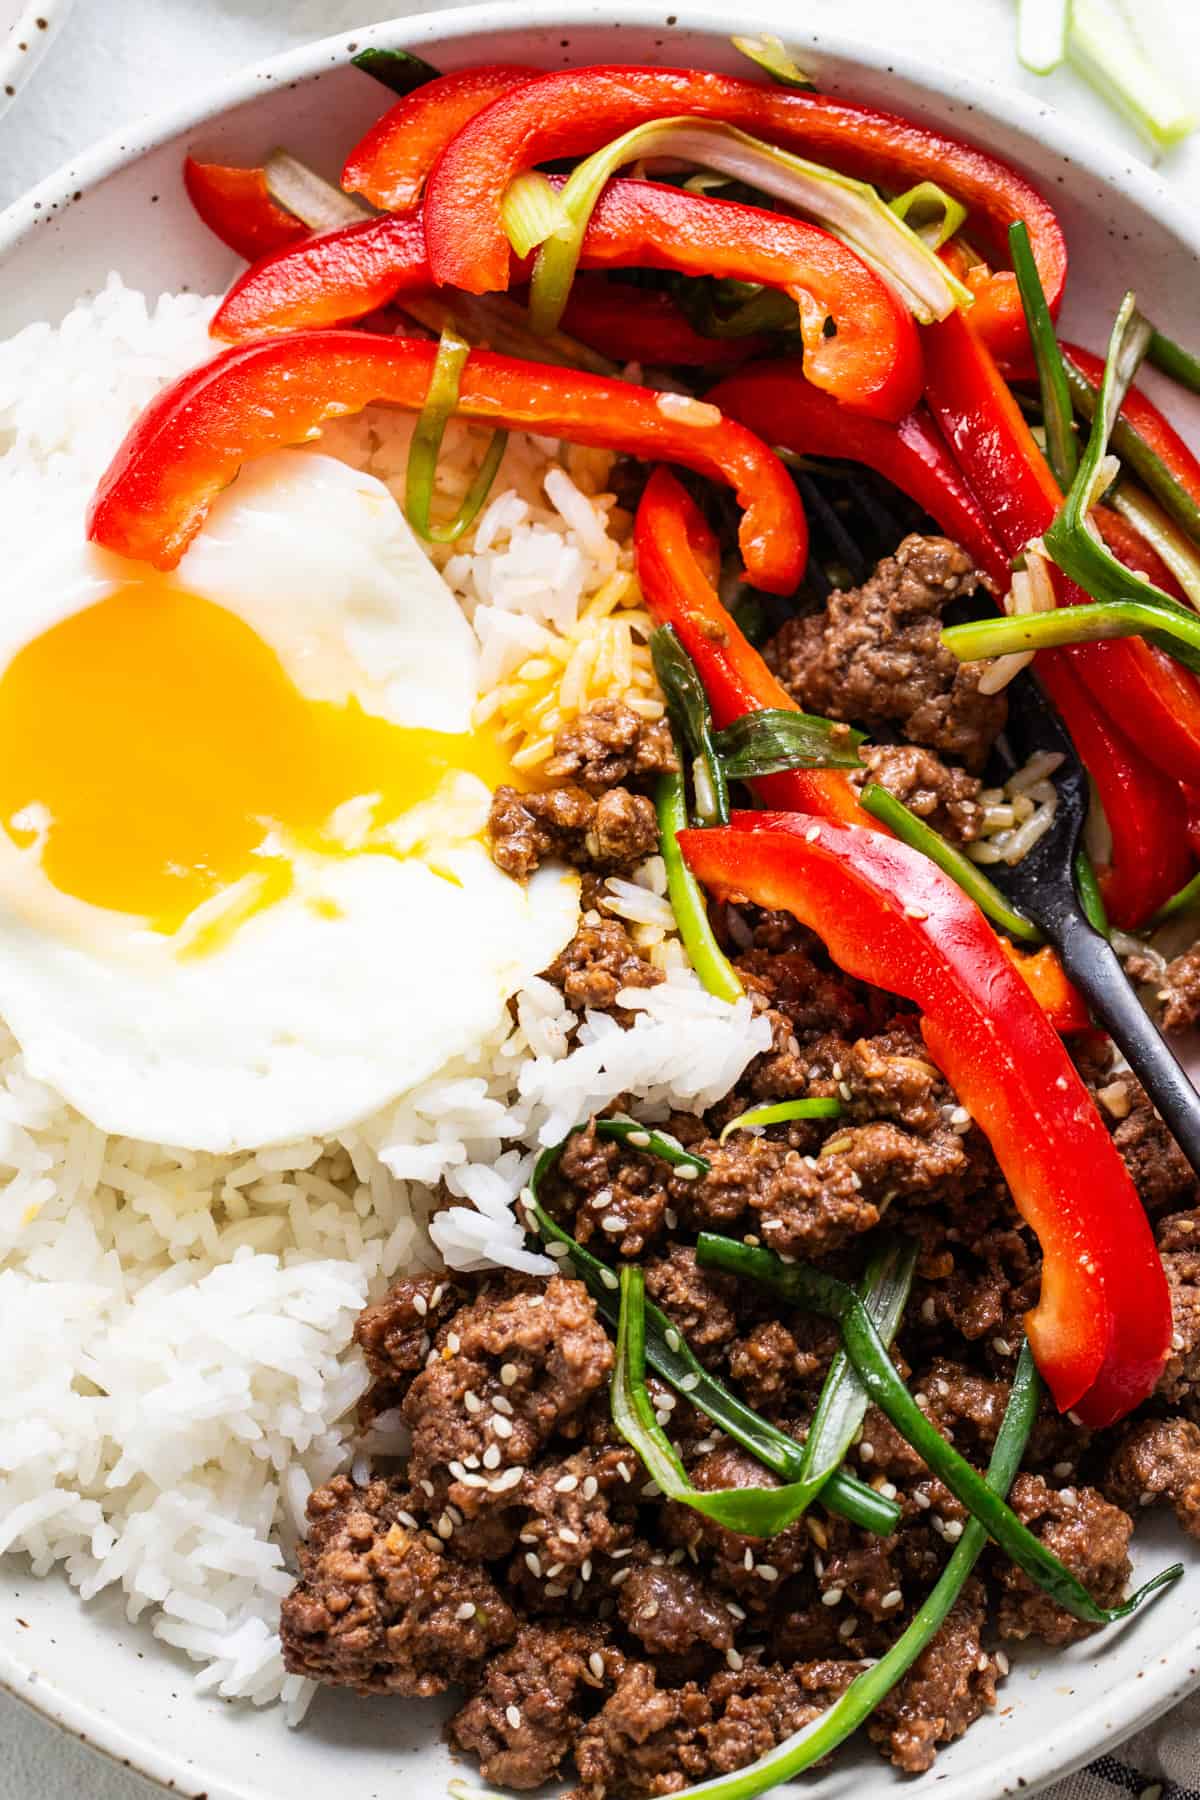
<box><xmin>0</xmin><ymin>278</ymin><xmax>768</xmax><ymax>1718</ymax></box>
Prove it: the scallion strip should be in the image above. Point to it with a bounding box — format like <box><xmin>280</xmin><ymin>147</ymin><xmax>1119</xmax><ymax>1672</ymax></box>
<box><xmin>1111</xmin><ymin>482</ymin><xmax>1200</xmax><ymax>611</ymax></box>
<box><xmin>942</xmin><ymin>594</ymin><xmax>1200</xmax><ymax>677</ymax></box>
<box><xmin>523</xmin><ymin>117</ymin><xmax>972</xmax><ymax>336</ymax></box>
<box><xmin>1064</xmin><ymin>357</ymin><xmax>1200</xmax><ymax>551</ymax></box>
<box><xmin>798</xmin><ymin>1239</ymin><xmax>916</xmax><ymax>1492</ymax></box>
<box><xmin>1151</xmin><ymin>867</ymin><xmax>1200</xmax><ymax>926</ymax></box>
<box><xmin>713</xmin><ymin>708</ymin><xmax>865</xmax><ymax>778</ymax></box>
<box><xmin>523</xmin><ymin>1164</ymin><xmax>899</xmax><ymax>1534</ymax></box>
<box><xmin>500</xmin><ymin>171</ymin><xmax>572</xmax><ymax>260</ymax></box>
<box><xmin>596</xmin><ymin>1116</ymin><xmax>710</xmax><ymax>1175</ymax></box>
<box><xmin>657</xmin><ymin>760</ymin><xmax>744</xmax><ymax>1003</ymax></box>
<box><xmin>613</xmin><ymin>1266</ymin><xmax>861</xmax><ymax>1535</ymax></box>
<box><xmin>396</xmin><ymin>290</ymin><xmax>619</xmax><ymax>377</ymax></box>
<box><xmin>350</xmin><ymin>45</ymin><xmax>440</xmax><ymax>95</ymax></box>
<box><xmin>1009</xmin><ymin>220</ymin><xmax>1078</xmax><ymax>491</ymax></box>
<box><xmin>1148</xmin><ymin>327</ymin><xmax>1200</xmax><ymax>397</ymax></box>
<box><xmin>404</xmin><ymin>328</ymin><xmax>508</xmax><ymax>544</ymax></box>
<box><xmin>1017</xmin><ymin>0</ymin><xmax>1069</xmax><ymax>74</ymax></box>
<box><xmin>641</xmin><ymin>1341</ymin><xmax>1040</xmax><ymax>1800</ymax></box>
<box><xmin>1075</xmin><ymin>848</ymin><xmax>1110</xmax><ymax>936</ymax></box>
<box><xmin>651</xmin><ymin>627</ymin><xmax>730</xmax><ymax>827</ymax></box>
<box><xmin>1066</xmin><ymin>0</ymin><xmax>1197</xmax><ymax>155</ymax></box>
<box><xmin>731</xmin><ymin>33</ymin><xmax>816</xmax><ymax>89</ymax></box>
<box><xmin>263</xmin><ymin>149</ymin><xmax>368</xmax><ymax>231</ymax></box>
<box><xmin>860</xmin><ymin>782</ymin><xmax>1042</xmax><ymax>943</ymax></box>
<box><xmin>888</xmin><ymin>182</ymin><xmax>968</xmax><ymax>251</ymax></box>
<box><xmin>719</xmin><ymin>1098</ymin><xmax>842</xmax><ymax>1144</ymax></box>
<box><xmin>697</xmin><ymin>1233</ymin><xmax>1183</xmax><ymax>1625</ymax></box>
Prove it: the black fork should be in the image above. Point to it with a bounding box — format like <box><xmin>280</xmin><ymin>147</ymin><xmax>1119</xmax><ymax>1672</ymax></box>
<box><xmin>983</xmin><ymin>672</ymin><xmax>1200</xmax><ymax>1179</ymax></box>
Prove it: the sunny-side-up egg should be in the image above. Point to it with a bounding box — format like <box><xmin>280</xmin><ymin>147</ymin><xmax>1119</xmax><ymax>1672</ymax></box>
<box><xmin>0</xmin><ymin>449</ymin><xmax>579</xmax><ymax>1152</ymax></box>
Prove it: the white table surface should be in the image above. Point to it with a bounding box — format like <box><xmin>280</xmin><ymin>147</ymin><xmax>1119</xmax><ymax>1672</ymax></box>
<box><xmin>0</xmin><ymin>1</ymin><xmax>1198</xmax><ymax>1796</ymax></box>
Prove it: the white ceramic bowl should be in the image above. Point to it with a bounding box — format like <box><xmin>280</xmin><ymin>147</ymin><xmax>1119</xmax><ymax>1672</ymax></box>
<box><xmin>0</xmin><ymin>0</ymin><xmax>70</xmax><ymax>118</ymax></box>
<box><xmin>2</xmin><ymin>8</ymin><xmax>1200</xmax><ymax>1797</ymax></box>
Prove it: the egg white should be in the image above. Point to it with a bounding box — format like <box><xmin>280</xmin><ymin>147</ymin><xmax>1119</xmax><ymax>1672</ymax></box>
<box><xmin>0</xmin><ymin>450</ymin><xmax>579</xmax><ymax>1151</ymax></box>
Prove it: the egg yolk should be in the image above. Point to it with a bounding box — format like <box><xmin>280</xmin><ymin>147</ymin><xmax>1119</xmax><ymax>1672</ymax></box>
<box><xmin>0</xmin><ymin>583</ymin><xmax>515</xmax><ymax>932</ymax></box>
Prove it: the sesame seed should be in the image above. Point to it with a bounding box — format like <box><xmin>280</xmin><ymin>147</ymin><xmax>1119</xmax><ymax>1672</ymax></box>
<box><xmin>1059</xmin><ymin>1487</ymin><xmax>1077</xmax><ymax>1505</ymax></box>
<box><xmin>821</xmin><ymin>1587</ymin><xmax>844</xmax><ymax>1607</ymax></box>
<box><xmin>726</xmin><ymin>1647</ymin><xmax>745</xmax><ymax>1671</ymax></box>
<box><xmin>555</xmin><ymin>1474</ymin><xmax>579</xmax><ymax>1494</ymax></box>
<box><xmin>589</xmin><ymin>1652</ymin><xmax>606</xmax><ymax>1680</ymax></box>
<box><xmin>419</xmin><ymin>1478</ymin><xmax>435</xmax><ymax>1498</ymax></box>
<box><xmin>744</xmin><ymin>1548</ymin><xmax>755</xmax><ymax>1571</ymax></box>
<box><xmin>446</xmin><ymin>1332</ymin><xmax>461</xmax><ymax>1353</ymax></box>
<box><xmin>977</xmin><ymin>1653</ymin><xmax>990</xmax><ymax>1673</ymax></box>
<box><xmin>527</xmin><ymin>1295</ymin><xmax>544</xmax><ymax>1308</ymax></box>
<box><xmin>678</xmin><ymin>1372</ymin><xmax>700</xmax><ymax>1392</ymax></box>
<box><xmin>755</xmin><ymin>1563</ymin><xmax>778</xmax><ymax>1582</ymax></box>
<box><xmin>1139</xmin><ymin>1489</ymin><xmax>1156</xmax><ymax>1507</ymax></box>
<box><xmin>483</xmin><ymin>1444</ymin><xmax>502</xmax><ymax>1470</ymax></box>
<box><xmin>610</xmin><ymin>1567</ymin><xmax>631</xmax><ymax>1586</ymax></box>
<box><xmin>859</xmin><ymin>1442</ymin><xmax>875</xmax><ymax>1463</ymax></box>
<box><xmin>665</xmin><ymin>1328</ymin><xmax>682</xmax><ymax>1353</ymax></box>
<box><xmin>1173</xmin><ymin>1333</ymin><xmax>1185</xmax><ymax>1352</ymax></box>
<box><xmin>547</xmin><ymin>1241</ymin><xmax>570</xmax><ymax>1258</ymax></box>
<box><xmin>617</xmin><ymin>1462</ymin><xmax>632</xmax><ymax>1483</ymax></box>
<box><xmin>492</xmin><ymin>1392</ymin><xmax>515</xmax><ymax>1416</ymax></box>
<box><xmin>519</xmin><ymin>1529</ymin><xmax>538</xmax><ymax>1544</ymax></box>
<box><xmin>881</xmin><ymin>1589</ymin><xmax>903</xmax><ymax>1610</ymax></box>
<box><xmin>581</xmin><ymin>1558</ymin><xmax>593</xmax><ymax>1580</ymax></box>
<box><xmin>878</xmin><ymin>1481</ymin><xmax>898</xmax><ymax>1501</ymax></box>
<box><xmin>459</xmin><ymin>1471</ymin><xmax>488</xmax><ymax>1489</ymax></box>
<box><xmin>600</xmin><ymin>1268</ymin><xmax>619</xmax><ymax>1290</ymax></box>
<box><xmin>934</xmin><ymin>1378</ymin><xmax>950</xmax><ymax>1397</ymax></box>
<box><xmin>545</xmin><ymin>1581</ymin><xmax>567</xmax><ymax>1597</ymax></box>
<box><xmin>1052</xmin><ymin>1461</ymin><xmax>1074</xmax><ymax>1478</ymax></box>
<box><xmin>611</xmin><ymin>1547</ymin><xmax>635</xmax><ymax>1559</ymax></box>
<box><xmin>464</xmin><ymin>1391</ymin><xmax>483</xmax><ymax>1414</ymax></box>
<box><xmin>412</xmin><ymin>1293</ymin><xmax>428</xmax><ymax>1317</ymax></box>
<box><xmin>950</xmin><ymin>1106</ymin><xmax>971</xmax><ymax>1126</ymax></box>
<box><xmin>506</xmin><ymin>1705</ymin><xmax>522</xmax><ymax>1730</ymax></box>
<box><xmin>449</xmin><ymin>1461</ymin><xmax>467</xmax><ymax>1479</ymax></box>
<box><xmin>641</xmin><ymin>1600</ymin><xmax>660</xmax><ymax>1620</ymax></box>
<box><xmin>601</xmin><ymin>1214</ymin><xmax>625</xmax><ymax>1233</ymax></box>
<box><xmin>996</xmin><ymin>1651</ymin><xmax>1010</xmax><ymax>1676</ymax></box>
<box><xmin>726</xmin><ymin>1600</ymin><xmax>747</xmax><ymax>1620</ymax></box>
<box><xmin>1067</xmin><ymin>1410</ymin><xmax>1083</xmax><ymax>1426</ymax></box>
<box><xmin>465</xmin><ymin>1454</ymin><xmax>480</xmax><ymax>1469</ymax></box>
<box><xmin>546</xmin><ymin>1563</ymin><xmax>564</xmax><ymax>1579</ymax></box>
<box><xmin>398</xmin><ymin>1510</ymin><xmax>418</xmax><ymax>1529</ymax></box>
<box><xmin>437</xmin><ymin>1514</ymin><xmax>454</xmax><ymax>1539</ymax></box>
<box><xmin>492</xmin><ymin>1414</ymin><xmax>514</xmax><ymax>1440</ymax></box>
<box><xmin>839</xmin><ymin>1082</ymin><xmax>853</xmax><ymax>1102</ymax></box>
<box><xmin>991</xmin><ymin>1337</ymin><xmax>1013</xmax><ymax>1356</ymax></box>
<box><xmin>491</xmin><ymin>1466</ymin><xmax>523</xmax><ymax>1492</ymax></box>
<box><xmin>664</xmin><ymin>1208</ymin><xmax>679</xmax><ymax>1229</ymax></box>
<box><xmin>431</xmin><ymin>1284</ymin><xmax>445</xmax><ymax>1306</ymax></box>
<box><xmin>904</xmin><ymin>905</ymin><xmax>928</xmax><ymax>921</ymax></box>
<box><xmin>641</xmin><ymin>1481</ymin><xmax>662</xmax><ymax>1499</ymax></box>
<box><xmin>805</xmin><ymin>824</ymin><xmax>821</xmax><ymax>842</ymax></box>
<box><xmin>559</xmin><ymin>1527</ymin><xmax>580</xmax><ymax>1545</ymax></box>
<box><xmin>582</xmin><ymin>1476</ymin><xmax>599</xmax><ymax>1500</ymax></box>
<box><xmin>914</xmin><ymin>1392</ymin><xmax>930</xmax><ymax>1410</ymax></box>
<box><xmin>627</xmin><ymin>1129</ymin><xmax>651</xmax><ymax>1148</ymax></box>
<box><xmin>525</xmin><ymin>1552</ymin><xmax>543</xmax><ymax>1577</ymax></box>
<box><xmin>838</xmin><ymin>1615</ymin><xmax>859</xmax><ymax>1640</ymax></box>
<box><xmin>943</xmin><ymin>1519</ymin><xmax>964</xmax><ymax>1541</ymax></box>
<box><xmin>655</xmin><ymin>391</ymin><xmax>722</xmax><ymax>426</ymax></box>
<box><xmin>913</xmin><ymin>1489</ymin><xmax>932</xmax><ymax>1510</ymax></box>
<box><xmin>456</xmin><ymin>1602</ymin><xmax>476</xmax><ymax>1621</ymax></box>
<box><xmin>675</xmin><ymin>1162</ymin><xmax>703</xmax><ymax>1181</ymax></box>
<box><xmin>500</xmin><ymin>1363</ymin><xmax>518</xmax><ymax>1386</ymax></box>
<box><xmin>921</xmin><ymin>1297</ymin><xmax>937</xmax><ymax>1323</ymax></box>
<box><xmin>669</xmin><ymin>1548</ymin><xmax>685</xmax><ymax>1565</ymax></box>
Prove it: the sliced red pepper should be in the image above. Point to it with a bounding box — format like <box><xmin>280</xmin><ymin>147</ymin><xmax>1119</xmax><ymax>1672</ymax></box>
<box><xmin>923</xmin><ymin>310</ymin><xmax>1200</xmax><ymax>797</ymax></box>
<box><xmin>342</xmin><ymin>63</ymin><xmax>539</xmax><ymax>210</ymax></box>
<box><xmin>679</xmin><ymin>812</ymin><xmax>1171</xmax><ymax>1426</ymax></box>
<box><xmin>183</xmin><ymin>159</ymin><xmax>308</xmax><ymax>262</ymax></box>
<box><xmin>86</xmin><ymin>332</ymin><xmax>807</xmax><ymax>590</ymax></box>
<box><xmin>635</xmin><ymin>468</ymin><xmax>869</xmax><ymax>826</ymax></box>
<box><xmin>1001</xmin><ymin>942</ymin><xmax>1092</xmax><ymax>1033</ymax></box>
<box><xmin>418</xmin><ymin>64</ymin><xmax>1065</xmax><ymax>362</ymax></box>
<box><xmin>211</xmin><ymin>177</ymin><xmax>920</xmax><ymax>420</ymax></box>
<box><xmin>561</xmin><ymin>278</ymin><xmax>766</xmax><ymax>367</ymax></box>
<box><xmin>1063</xmin><ymin>343</ymin><xmax>1200</xmax><ymax>511</ymax></box>
<box><xmin>709</xmin><ymin>357</ymin><xmax>1011</xmax><ymax>590</ymax></box>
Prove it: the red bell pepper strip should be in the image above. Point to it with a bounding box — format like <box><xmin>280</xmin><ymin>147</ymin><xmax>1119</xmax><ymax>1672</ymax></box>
<box><xmin>635</xmin><ymin>468</ymin><xmax>868</xmax><ymax>826</ymax></box>
<box><xmin>341</xmin><ymin>63</ymin><xmax>539</xmax><ymax>210</ymax></box>
<box><xmin>560</xmin><ymin>278</ymin><xmax>766</xmax><ymax>368</ymax></box>
<box><xmin>86</xmin><ymin>332</ymin><xmax>807</xmax><ymax>590</ymax></box>
<box><xmin>211</xmin><ymin>177</ymin><xmax>920</xmax><ymax>420</ymax></box>
<box><xmin>923</xmin><ymin>310</ymin><xmax>1200</xmax><ymax>795</ymax></box>
<box><xmin>419</xmin><ymin>64</ymin><xmax>1066</xmax><ymax>361</ymax></box>
<box><xmin>1001</xmin><ymin>942</ymin><xmax>1091</xmax><ymax>1033</ymax></box>
<box><xmin>679</xmin><ymin>811</ymin><xmax>1171</xmax><ymax>1427</ymax></box>
<box><xmin>183</xmin><ymin>159</ymin><xmax>308</xmax><ymax>262</ymax></box>
<box><xmin>1063</xmin><ymin>343</ymin><xmax>1200</xmax><ymax>512</ymax></box>
<box><xmin>709</xmin><ymin>357</ymin><xmax>1011</xmax><ymax>590</ymax></box>
<box><xmin>1035</xmin><ymin>655</ymin><xmax>1194</xmax><ymax>930</ymax></box>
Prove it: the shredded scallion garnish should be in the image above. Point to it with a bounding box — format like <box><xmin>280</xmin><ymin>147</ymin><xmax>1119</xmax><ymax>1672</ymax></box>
<box><xmin>404</xmin><ymin>328</ymin><xmax>508</xmax><ymax>543</ymax></box>
<box><xmin>718</xmin><ymin>1098</ymin><xmax>843</xmax><ymax>1144</ymax></box>
<box><xmin>657</xmin><ymin>754</ymin><xmax>744</xmax><ymax>1003</ymax></box>
<box><xmin>1010</xmin><ymin>219</ymin><xmax>1078</xmax><ymax>492</ymax></box>
<box><xmin>730</xmin><ymin>33</ymin><xmax>817</xmax><ymax>90</ymax></box>
<box><xmin>860</xmin><ymin>781</ymin><xmax>1042</xmax><ymax>943</ymax></box>
<box><xmin>350</xmin><ymin>45</ymin><xmax>441</xmax><ymax>95</ymax></box>
<box><xmin>888</xmin><ymin>181</ymin><xmax>969</xmax><ymax>250</ymax></box>
<box><xmin>500</xmin><ymin>171</ymin><xmax>573</xmax><ymax>260</ymax></box>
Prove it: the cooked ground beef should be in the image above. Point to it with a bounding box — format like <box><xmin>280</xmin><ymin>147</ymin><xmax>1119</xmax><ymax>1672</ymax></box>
<box><xmin>450</xmin><ymin>1621</ymin><xmax>617</xmax><ymax>1790</ymax></box>
<box><xmin>867</xmin><ymin>1579</ymin><xmax>999</xmax><ymax>1771</ymax></box>
<box><xmin>1106</xmin><ymin>1417</ymin><xmax>1200</xmax><ymax>1539</ymax></box>
<box><xmin>993</xmin><ymin>1474</ymin><xmax>1133</xmax><ymax>1646</ymax></box>
<box><xmin>547</xmin><ymin>912</ymin><xmax>664</xmax><ymax>1015</ymax></box>
<box><xmin>764</xmin><ymin>535</ymin><xmax>1006</xmax><ymax>772</ymax></box>
<box><xmin>489</xmin><ymin>782</ymin><xmax>659</xmax><ymax>879</ymax></box>
<box><xmin>1157</xmin><ymin>1208</ymin><xmax>1200</xmax><ymax>1403</ymax></box>
<box><xmin>852</xmin><ymin>742</ymin><xmax>985</xmax><ymax>846</ymax></box>
<box><xmin>1153</xmin><ymin>943</ymin><xmax>1200</xmax><ymax>1035</ymax></box>
<box><xmin>542</xmin><ymin>699</ymin><xmax>677</xmax><ymax>794</ymax></box>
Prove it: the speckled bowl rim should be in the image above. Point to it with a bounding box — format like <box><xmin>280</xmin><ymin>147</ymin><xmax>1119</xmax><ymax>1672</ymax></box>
<box><xmin>0</xmin><ymin>6</ymin><xmax>1198</xmax><ymax>1797</ymax></box>
<box><xmin>0</xmin><ymin>0</ymin><xmax>72</xmax><ymax>117</ymax></box>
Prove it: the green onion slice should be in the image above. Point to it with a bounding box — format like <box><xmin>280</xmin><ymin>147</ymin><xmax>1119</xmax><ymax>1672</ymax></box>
<box><xmin>500</xmin><ymin>170</ymin><xmax>573</xmax><ymax>260</ymax></box>
<box><xmin>396</xmin><ymin>290</ymin><xmax>619</xmax><ymax>377</ymax></box>
<box><xmin>350</xmin><ymin>46</ymin><xmax>441</xmax><ymax>95</ymax></box>
<box><xmin>597</xmin><ymin>1115</ymin><xmax>711</xmax><ymax>1175</ymax></box>
<box><xmin>1074</xmin><ymin>847</ymin><xmax>1110</xmax><ymax>937</ymax></box>
<box><xmin>731</xmin><ymin>33</ymin><xmax>817</xmax><ymax>89</ymax></box>
<box><xmin>942</xmin><ymin>593</ymin><xmax>1200</xmax><ymax>677</ymax></box>
<box><xmin>1017</xmin><ymin>0</ymin><xmax>1069</xmax><ymax>74</ymax></box>
<box><xmin>657</xmin><ymin>758</ymin><xmax>744</xmax><ymax>1003</ymax></box>
<box><xmin>522</xmin><ymin>117</ymin><xmax>973</xmax><ymax>336</ymax></box>
<box><xmin>523</xmin><ymin>1150</ymin><xmax>900</xmax><ymax>1535</ymax></box>
<box><xmin>713</xmin><ymin>708</ymin><xmax>865</xmax><ymax>778</ymax></box>
<box><xmin>1111</xmin><ymin>482</ymin><xmax>1200</xmax><ymax>611</ymax></box>
<box><xmin>719</xmin><ymin>1098</ymin><xmax>843</xmax><ymax>1144</ymax></box>
<box><xmin>697</xmin><ymin>1233</ymin><xmax>1183</xmax><ymax>1625</ymax></box>
<box><xmin>639</xmin><ymin>1341</ymin><xmax>1041</xmax><ymax>1800</ymax></box>
<box><xmin>1064</xmin><ymin>355</ymin><xmax>1200</xmax><ymax>551</ymax></box>
<box><xmin>263</xmin><ymin>149</ymin><xmax>368</xmax><ymax>231</ymax></box>
<box><xmin>1066</xmin><ymin>0</ymin><xmax>1197</xmax><ymax>155</ymax></box>
<box><xmin>860</xmin><ymin>782</ymin><xmax>1042</xmax><ymax>944</ymax></box>
<box><xmin>651</xmin><ymin>627</ymin><xmax>730</xmax><ymax>827</ymax></box>
<box><xmin>1148</xmin><ymin>327</ymin><xmax>1200</xmax><ymax>397</ymax></box>
<box><xmin>405</xmin><ymin>328</ymin><xmax>508</xmax><ymax>544</ymax></box>
<box><xmin>888</xmin><ymin>181</ymin><xmax>968</xmax><ymax>250</ymax></box>
<box><xmin>1009</xmin><ymin>220</ymin><xmax>1078</xmax><ymax>492</ymax></box>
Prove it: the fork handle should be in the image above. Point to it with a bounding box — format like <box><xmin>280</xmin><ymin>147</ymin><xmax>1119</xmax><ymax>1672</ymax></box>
<box><xmin>1053</xmin><ymin>909</ymin><xmax>1200</xmax><ymax>1180</ymax></box>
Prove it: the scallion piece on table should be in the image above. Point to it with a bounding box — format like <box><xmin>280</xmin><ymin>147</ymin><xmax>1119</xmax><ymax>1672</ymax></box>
<box><xmin>1009</xmin><ymin>220</ymin><xmax>1078</xmax><ymax>492</ymax></box>
<box><xmin>1063</xmin><ymin>356</ymin><xmax>1200</xmax><ymax>551</ymax></box>
<box><xmin>719</xmin><ymin>1098</ymin><xmax>843</xmax><ymax>1144</ymax></box>
<box><xmin>350</xmin><ymin>45</ymin><xmax>441</xmax><ymax>95</ymax></box>
<box><xmin>612</xmin><ymin>1265</ymin><xmax>872</xmax><ymax>1535</ymax></box>
<box><xmin>730</xmin><ymin>33</ymin><xmax>817</xmax><ymax>90</ymax></box>
<box><xmin>1066</xmin><ymin>0</ymin><xmax>1197</xmax><ymax>155</ymax></box>
<box><xmin>860</xmin><ymin>781</ymin><xmax>1042</xmax><ymax>944</ymax></box>
<box><xmin>501</xmin><ymin>171</ymin><xmax>573</xmax><ymax>260</ymax></box>
<box><xmin>638</xmin><ymin>1341</ymin><xmax>1041</xmax><ymax>1800</ymax></box>
<box><xmin>697</xmin><ymin>1233</ymin><xmax>1184</xmax><ymax>1625</ymax></box>
<box><xmin>1016</xmin><ymin>0</ymin><xmax>1069</xmax><ymax>74</ymax></box>
<box><xmin>942</xmin><ymin>591</ymin><xmax>1200</xmax><ymax>676</ymax></box>
<box><xmin>523</xmin><ymin>1162</ymin><xmax>900</xmax><ymax>1535</ymax></box>
<box><xmin>405</xmin><ymin>328</ymin><xmax>509</xmax><ymax>544</ymax></box>
<box><xmin>1148</xmin><ymin>327</ymin><xmax>1200</xmax><ymax>397</ymax></box>
<box><xmin>651</xmin><ymin>627</ymin><xmax>730</xmax><ymax>827</ymax></box>
<box><xmin>888</xmin><ymin>181</ymin><xmax>968</xmax><ymax>250</ymax></box>
<box><xmin>521</xmin><ymin>116</ymin><xmax>972</xmax><ymax>336</ymax></box>
<box><xmin>657</xmin><ymin>757</ymin><xmax>745</xmax><ymax>1004</ymax></box>
<box><xmin>713</xmin><ymin>708</ymin><xmax>865</xmax><ymax>779</ymax></box>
